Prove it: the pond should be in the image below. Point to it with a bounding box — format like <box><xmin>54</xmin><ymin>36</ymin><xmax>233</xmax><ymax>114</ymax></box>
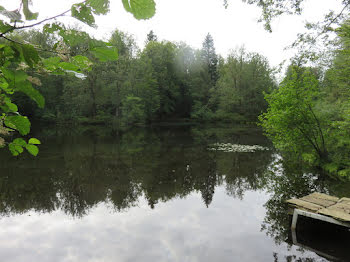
<box><xmin>0</xmin><ymin>124</ymin><xmax>349</xmax><ymax>262</ymax></box>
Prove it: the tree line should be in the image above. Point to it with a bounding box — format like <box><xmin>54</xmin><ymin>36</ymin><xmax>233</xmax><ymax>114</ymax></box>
<box><xmin>8</xmin><ymin>29</ymin><xmax>276</xmax><ymax>126</ymax></box>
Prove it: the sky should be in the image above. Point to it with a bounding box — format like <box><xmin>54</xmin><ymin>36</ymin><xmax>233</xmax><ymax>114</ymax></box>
<box><xmin>0</xmin><ymin>0</ymin><xmax>344</xmax><ymax>69</ymax></box>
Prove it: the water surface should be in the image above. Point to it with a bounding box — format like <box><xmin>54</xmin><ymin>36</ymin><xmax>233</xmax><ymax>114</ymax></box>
<box><xmin>0</xmin><ymin>124</ymin><xmax>349</xmax><ymax>262</ymax></box>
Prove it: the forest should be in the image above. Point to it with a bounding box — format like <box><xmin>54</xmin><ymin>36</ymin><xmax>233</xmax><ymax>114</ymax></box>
<box><xmin>0</xmin><ymin>0</ymin><xmax>349</xmax><ymax>179</ymax></box>
<box><xmin>6</xmin><ymin>29</ymin><xmax>276</xmax><ymax>125</ymax></box>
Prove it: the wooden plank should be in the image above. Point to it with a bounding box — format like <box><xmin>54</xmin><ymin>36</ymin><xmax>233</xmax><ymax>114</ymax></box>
<box><xmin>300</xmin><ymin>194</ymin><xmax>336</xmax><ymax>208</ymax></box>
<box><xmin>338</xmin><ymin>197</ymin><xmax>350</xmax><ymax>204</ymax></box>
<box><xmin>327</xmin><ymin>202</ymin><xmax>350</xmax><ymax>214</ymax></box>
<box><xmin>307</xmin><ymin>192</ymin><xmax>339</xmax><ymax>202</ymax></box>
<box><xmin>287</xmin><ymin>193</ymin><xmax>350</xmax><ymax>223</ymax></box>
<box><xmin>318</xmin><ymin>207</ymin><xmax>350</xmax><ymax>222</ymax></box>
<box><xmin>286</xmin><ymin>199</ymin><xmax>323</xmax><ymax>212</ymax></box>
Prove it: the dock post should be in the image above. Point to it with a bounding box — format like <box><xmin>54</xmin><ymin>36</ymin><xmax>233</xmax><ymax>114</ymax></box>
<box><xmin>291</xmin><ymin>209</ymin><xmax>298</xmax><ymax>230</ymax></box>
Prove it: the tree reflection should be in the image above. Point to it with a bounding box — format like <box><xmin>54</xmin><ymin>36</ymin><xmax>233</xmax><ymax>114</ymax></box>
<box><xmin>262</xmin><ymin>154</ymin><xmax>350</xmax><ymax>261</ymax></box>
<box><xmin>2</xmin><ymin>124</ymin><xmax>349</xmax><ymax>259</ymax></box>
<box><xmin>0</xmin><ymin>124</ymin><xmax>273</xmax><ymax>216</ymax></box>
<box><xmin>272</xmin><ymin>252</ymin><xmax>324</xmax><ymax>262</ymax></box>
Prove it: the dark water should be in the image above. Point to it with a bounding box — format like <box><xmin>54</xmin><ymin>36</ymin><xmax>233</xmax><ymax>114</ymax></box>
<box><xmin>0</xmin><ymin>124</ymin><xmax>349</xmax><ymax>262</ymax></box>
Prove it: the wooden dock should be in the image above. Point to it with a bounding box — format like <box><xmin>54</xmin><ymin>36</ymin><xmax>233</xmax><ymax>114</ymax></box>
<box><xmin>287</xmin><ymin>192</ymin><xmax>350</xmax><ymax>229</ymax></box>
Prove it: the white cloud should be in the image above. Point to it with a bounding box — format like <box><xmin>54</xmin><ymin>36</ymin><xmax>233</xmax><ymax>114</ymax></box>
<box><xmin>0</xmin><ymin>189</ymin><xmax>323</xmax><ymax>262</ymax></box>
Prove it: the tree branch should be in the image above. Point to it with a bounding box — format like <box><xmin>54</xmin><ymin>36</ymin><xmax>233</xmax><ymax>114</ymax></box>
<box><xmin>0</xmin><ymin>0</ymin><xmax>88</xmax><ymax>38</ymax></box>
<box><xmin>0</xmin><ymin>9</ymin><xmax>70</xmax><ymax>38</ymax></box>
<box><xmin>314</xmin><ymin>1</ymin><xmax>350</xmax><ymax>41</ymax></box>
<box><xmin>1</xmin><ymin>35</ymin><xmax>70</xmax><ymax>56</ymax></box>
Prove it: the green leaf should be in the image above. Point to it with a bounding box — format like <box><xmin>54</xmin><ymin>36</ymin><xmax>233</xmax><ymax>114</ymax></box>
<box><xmin>3</xmin><ymin>97</ymin><xmax>18</xmax><ymax>112</ymax></box>
<box><xmin>0</xmin><ymin>6</ymin><xmax>21</xmax><ymax>21</ymax></box>
<box><xmin>2</xmin><ymin>69</ymin><xmax>28</xmax><ymax>83</ymax></box>
<box><xmin>21</xmin><ymin>44</ymin><xmax>40</xmax><ymax>67</ymax></box>
<box><xmin>72</xmin><ymin>55</ymin><xmax>92</xmax><ymax>71</ymax></box>
<box><xmin>8</xmin><ymin>138</ymin><xmax>40</xmax><ymax>156</ymax></box>
<box><xmin>21</xmin><ymin>0</ymin><xmax>39</xmax><ymax>20</ymax></box>
<box><xmin>13</xmin><ymin>138</ymin><xmax>27</xmax><ymax>147</ymax></box>
<box><xmin>17</xmin><ymin>81</ymin><xmax>45</xmax><ymax>108</ymax></box>
<box><xmin>71</xmin><ymin>3</ymin><xmax>96</xmax><ymax>27</ymax></box>
<box><xmin>59</xmin><ymin>29</ymin><xmax>91</xmax><ymax>46</ymax></box>
<box><xmin>8</xmin><ymin>138</ymin><xmax>27</xmax><ymax>156</ymax></box>
<box><xmin>0</xmin><ymin>78</ymin><xmax>13</xmax><ymax>94</ymax></box>
<box><xmin>6</xmin><ymin>102</ymin><xmax>18</xmax><ymax>112</ymax></box>
<box><xmin>122</xmin><ymin>0</ymin><xmax>156</xmax><ymax>20</ymax></box>
<box><xmin>87</xmin><ymin>0</ymin><xmax>110</xmax><ymax>15</ymax></box>
<box><xmin>42</xmin><ymin>56</ymin><xmax>62</xmax><ymax>71</ymax></box>
<box><xmin>25</xmin><ymin>144</ymin><xmax>39</xmax><ymax>156</ymax></box>
<box><xmin>28</xmin><ymin>138</ymin><xmax>41</xmax><ymax>145</ymax></box>
<box><xmin>4</xmin><ymin>115</ymin><xmax>31</xmax><ymax>135</ymax></box>
<box><xmin>122</xmin><ymin>0</ymin><xmax>132</xmax><ymax>13</ymax></box>
<box><xmin>2</xmin><ymin>69</ymin><xmax>44</xmax><ymax>108</ymax></box>
<box><xmin>90</xmin><ymin>46</ymin><xmax>118</xmax><ymax>61</ymax></box>
<box><xmin>0</xmin><ymin>20</ymin><xmax>14</xmax><ymax>34</ymax></box>
<box><xmin>9</xmin><ymin>142</ymin><xmax>23</xmax><ymax>156</ymax></box>
<box><xmin>59</xmin><ymin>62</ymin><xmax>81</xmax><ymax>72</ymax></box>
<box><xmin>43</xmin><ymin>23</ymin><xmax>64</xmax><ymax>34</ymax></box>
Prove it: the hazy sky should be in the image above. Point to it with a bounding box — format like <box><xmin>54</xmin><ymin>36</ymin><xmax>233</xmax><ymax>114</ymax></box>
<box><xmin>0</xmin><ymin>0</ymin><xmax>344</xmax><ymax>68</ymax></box>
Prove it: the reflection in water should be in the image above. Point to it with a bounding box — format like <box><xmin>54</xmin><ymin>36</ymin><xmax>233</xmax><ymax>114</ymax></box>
<box><xmin>0</xmin><ymin>125</ymin><xmax>349</xmax><ymax>261</ymax></box>
<box><xmin>290</xmin><ymin>216</ymin><xmax>350</xmax><ymax>261</ymax></box>
<box><xmin>0</xmin><ymin>125</ymin><xmax>273</xmax><ymax>217</ymax></box>
<box><xmin>262</xmin><ymin>155</ymin><xmax>350</xmax><ymax>262</ymax></box>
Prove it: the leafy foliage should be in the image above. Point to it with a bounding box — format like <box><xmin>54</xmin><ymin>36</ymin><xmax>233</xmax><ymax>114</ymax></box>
<box><xmin>242</xmin><ymin>0</ymin><xmax>304</xmax><ymax>32</ymax></box>
<box><xmin>234</xmin><ymin>0</ymin><xmax>350</xmax><ymax>35</ymax></box>
<box><xmin>260</xmin><ymin>67</ymin><xmax>327</xmax><ymax>160</ymax></box>
<box><xmin>122</xmin><ymin>0</ymin><xmax>156</xmax><ymax>20</ymax></box>
<box><xmin>22</xmin><ymin>0</ymin><xmax>39</xmax><ymax>21</ymax></box>
<box><xmin>0</xmin><ymin>0</ymin><xmax>156</xmax><ymax>156</ymax></box>
<box><xmin>216</xmin><ymin>48</ymin><xmax>276</xmax><ymax>121</ymax></box>
<box><xmin>260</xmin><ymin>20</ymin><xmax>350</xmax><ymax>178</ymax></box>
<box><xmin>8</xmin><ymin>137</ymin><xmax>40</xmax><ymax>156</ymax></box>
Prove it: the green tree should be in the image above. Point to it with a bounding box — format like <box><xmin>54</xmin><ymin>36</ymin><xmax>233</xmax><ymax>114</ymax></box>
<box><xmin>129</xmin><ymin>56</ymin><xmax>160</xmax><ymax>121</ymax></box>
<box><xmin>189</xmin><ymin>34</ymin><xmax>219</xmax><ymax>120</ymax></box>
<box><xmin>202</xmin><ymin>33</ymin><xmax>218</xmax><ymax>86</ymax></box>
<box><xmin>260</xmin><ymin>19</ymin><xmax>350</xmax><ymax>178</ymax></box>
<box><xmin>174</xmin><ymin>42</ymin><xmax>196</xmax><ymax>117</ymax></box>
<box><xmin>145</xmin><ymin>30</ymin><xmax>158</xmax><ymax>44</ymax></box>
<box><xmin>121</xmin><ymin>96</ymin><xmax>145</xmax><ymax>124</ymax></box>
<box><xmin>99</xmin><ymin>29</ymin><xmax>138</xmax><ymax>119</ymax></box>
<box><xmin>319</xmin><ymin>20</ymin><xmax>350</xmax><ymax>176</ymax></box>
<box><xmin>141</xmin><ymin>41</ymin><xmax>180</xmax><ymax>118</ymax></box>
<box><xmin>260</xmin><ymin>66</ymin><xmax>328</xmax><ymax>162</ymax></box>
<box><xmin>215</xmin><ymin>48</ymin><xmax>275</xmax><ymax>121</ymax></box>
